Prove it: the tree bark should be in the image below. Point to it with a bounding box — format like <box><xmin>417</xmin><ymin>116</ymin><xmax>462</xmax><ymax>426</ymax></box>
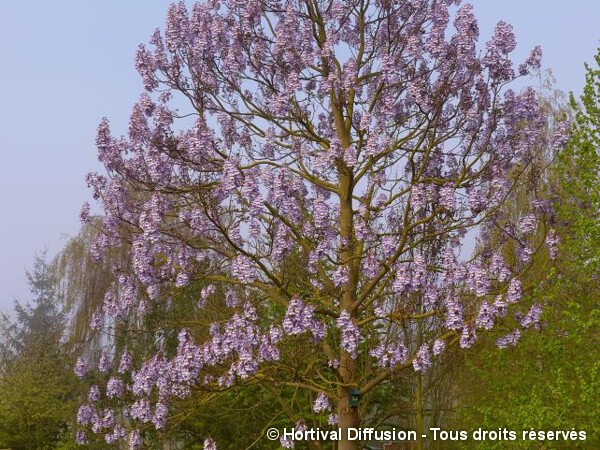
<box><xmin>415</xmin><ymin>374</ymin><xmax>424</xmax><ymax>450</ymax></box>
<box><xmin>338</xmin><ymin>387</ymin><xmax>361</xmax><ymax>450</ymax></box>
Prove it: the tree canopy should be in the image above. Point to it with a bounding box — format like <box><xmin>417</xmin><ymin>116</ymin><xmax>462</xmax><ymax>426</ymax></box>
<box><xmin>73</xmin><ymin>1</ymin><xmax>569</xmax><ymax>449</ymax></box>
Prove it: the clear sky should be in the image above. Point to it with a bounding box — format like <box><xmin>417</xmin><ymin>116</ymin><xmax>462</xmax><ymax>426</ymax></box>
<box><xmin>1</xmin><ymin>1</ymin><xmax>599</xmax><ymax>312</ymax></box>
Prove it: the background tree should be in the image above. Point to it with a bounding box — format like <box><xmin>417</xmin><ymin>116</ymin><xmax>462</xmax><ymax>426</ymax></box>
<box><xmin>448</xmin><ymin>61</ymin><xmax>600</xmax><ymax>449</ymax></box>
<box><xmin>0</xmin><ymin>252</ymin><xmax>80</xmax><ymax>450</ymax></box>
<box><xmin>75</xmin><ymin>1</ymin><xmax>568</xmax><ymax>449</ymax></box>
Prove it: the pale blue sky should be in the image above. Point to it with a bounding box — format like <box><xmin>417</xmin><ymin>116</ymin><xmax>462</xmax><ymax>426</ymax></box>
<box><xmin>1</xmin><ymin>1</ymin><xmax>599</xmax><ymax>312</ymax></box>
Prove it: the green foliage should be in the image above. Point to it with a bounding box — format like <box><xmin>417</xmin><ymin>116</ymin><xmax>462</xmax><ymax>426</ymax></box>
<box><xmin>449</xmin><ymin>56</ymin><xmax>600</xmax><ymax>449</ymax></box>
<box><xmin>0</xmin><ymin>252</ymin><xmax>82</xmax><ymax>450</ymax></box>
<box><xmin>0</xmin><ymin>349</ymin><xmax>79</xmax><ymax>449</ymax></box>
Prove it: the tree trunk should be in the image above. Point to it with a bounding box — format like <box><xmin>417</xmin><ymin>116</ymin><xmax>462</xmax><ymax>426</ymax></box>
<box><xmin>335</xmin><ymin>71</ymin><xmax>361</xmax><ymax>450</ymax></box>
<box><xmin>415</xmin><ymin>374</ymin><xmax>424</xmax><ymax>450</ymax></box>
<box><xmin>338</xmin><ymin>387</ymin><xmax>361</xmax><ymax>450</ymax></box>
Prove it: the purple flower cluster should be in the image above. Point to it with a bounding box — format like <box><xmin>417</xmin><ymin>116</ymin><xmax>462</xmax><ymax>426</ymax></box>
<box><xmin>332</xmin><ymin>265</ymin><xmax>349</xmax><ymax>287</ymax></box>
<box><xmin>432</xmin><ymin>339</ymin><xmax>446</xmax><ymax>356</ymax></box>
<box><xmin>444</xmin><ymin>296</ymin><xmax>463</xmax><ymax>330</ymax></box>
<box><xmin>153</xmin><ymin>402</ymin><xmax>168</xmax><ymax>429</ymax></box>
<box><xmin>476</xmin><ymin>302</ymin><xmax>495</xmax><ymax>330</ymax></box>
<box><xmin>118</xmin><ymin>350</ymin><xmax>133</xmax><ymax>373</ymax></box>
<box><xmin>410</xmin><ymin>184</ymin><xmax>426</xmax><ymax>210</ymax></box>
<box><xmin>520</xmin><ymin>303</ymin><xmax>542</xmax><ymax>328</ymax></box>
<box><xmin>204</xmin><ymin>438</ymin><xmax>217</xmax><ymax>450</ymax></box>
<box><xmin>130</xmin><ymin>398</ymin><xmax>151</xmax><ymax>422</ymax></box>
<box><xmin>129</xmin><ymin>429</ymin><xmax>142</xmax><ymax>449</ymax></box>
<box><xmin>496</xmin><ymin>329</ymin><xmax>522</xmax><ymax>349</ymax></box>
<box><xmin>231</xmin><ymin>255</ymin><xmax>256</xmax><ymax>283</ymax></box>
<box><xmin>336</xmin><ymin>311</ymin><xmax>361</xmax><ymax>358</ymax></box>
<box><xmin>460</xmin><ymin>326</ymin><xmax>476</xmax><ymax>349</ymax></box>
<box><xmin>393</xmin><ymin>265</ymin><xmax>411</xmax><ymax>292</ymax></box>
<box><xmin>283</xmin><ymin>296</ymin><xmax>325</xmax><ymax>340</ymax></box>
<box><xmin>74</xmin><ymin>358</ymin><xmax>87</xmax><ymax>379</ymax></box>
<box><xmin>77</xmin><ymin>404</ymin><xmax>95</xmax><ymax>426</ymax></box>
<box><xmin>106</xmin><ymin>377</ymin><xmax>125</xmax><ymax>398</ymax></box>
<box><xmin>439</xmin><ymin>184</ymin><xmax>455</xmax><ymax>211</ymax></box>
<box><xmin>88</xmin><ymin>385</ymin><xmax>100</xmax><ymax>402</ymax></box>
<box><xmin>370</xmin><ymin>341</ymin><xmax>408</xmax><ymax>368</ymax></box>
<box><xmin>90</xmin><ymin>311</ymin><xmax>103</xmax><ymax>330</ymax></box>
<box><xmin>468</xmin><ymin>262</ymin><xmax>490</xmax><ymax>297</ymax></box>
<box><xmin>197</xmin><ymin>284</ymin><xmax>215</xmax><ymax>309</ymax></box>
<box><xmin>412</xmin><ymin>344</ymin><xmax>431</xmax><ymax>372</ymax></box>
<box><xmin>546</xmin><ymin>229</ymin><xmax>560</xmax><ymax>259</ymax></box>
<box><xmin>506</xmin><ymin>278</ymin><xmax>523</xmax><ymax>303</ymax></box>
<box><xmin>519</xmin><ymin>214</ymin><xmax>537</xmax><ymax>234</ymax></box>
<box><xmin>75</xmin><ymin>431</ymin><xmax>87</xmax><ymax>445</ymax></box>
<box><xmin>280</xmin><ymin>436</ymin><xmax>294</xmax><ymax>449</ymax></box>
<box><xmin>313</xmin><ymin>392</ymin><xmax>331</xmax><ymax>413</ymax></box>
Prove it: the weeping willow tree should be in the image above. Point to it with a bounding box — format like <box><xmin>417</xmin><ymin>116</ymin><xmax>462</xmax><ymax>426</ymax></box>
<box><xmin>55</xmin><ymin>219</ymin><xmax>128</xmax><ymax>357</ymax></box>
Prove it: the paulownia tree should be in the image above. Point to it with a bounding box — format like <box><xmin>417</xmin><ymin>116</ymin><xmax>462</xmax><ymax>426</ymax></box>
<box><xmin>75</xmin><ymin>1</ymin><xmax>569</xmax><ymax>448</ymax></box>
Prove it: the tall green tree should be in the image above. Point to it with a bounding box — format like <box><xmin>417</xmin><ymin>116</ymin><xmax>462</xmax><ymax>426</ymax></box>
<box><xmin>0</xmin><ymin>252</ymin><xmax>80</xmax><ymax>450</ymax></box>
<box><xmin>450</xmin><ymin>57</ymin><xmax>600</xmax><ymax>450</ymax></box>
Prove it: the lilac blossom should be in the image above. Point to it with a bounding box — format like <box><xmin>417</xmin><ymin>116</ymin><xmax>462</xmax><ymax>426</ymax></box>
<box><xmin>77</xmin><ymin>404</ymin><xmax>95</xmax><ymax>426</ymax></box>
<box><xmin>101</xmin><ymin>408</ymin><xmax>115</xmax><ymax>428</ymax></box>
<box><xmin>282</xmin><ymin>296</ymin><xmax>325</xmax><ymax>340</ymax></box>
<box><xmin>280</xmin><ymin>436</ymin><xmax>294</xmax><ymax>449</ymax></box>
<box><xmin>444</xmin><ymin>297</ymin><xmax>463</xmax><ymax>330</ymax></box>
<box><xmin>506</xmin><ymin>278</ymin><xmax>523</xmax><ymax>303</ymax></box>
<box><xmin>519</xmin><ymin>214</ymin><xmax>537</xmax><ymax>234</ymax></box>
<box><xmin>130</xmin><ymin>398</ymin><xmax>152</xmax><ymax>423</ymax></box>
<box><xmin>198</xmin><ymin>284</ymin><xmax>216</xmax><ymax>308</ymax></box>
<box><xmin>493</xmin><ymin>295</ymin><xmax>508</xmax><ymax>318</ymax></box>
<box><xmin>332</xmin><ymin>265</ymin><xmax>349</xmax><ymax>287</ymax></box>
<box><xmin>370</xmin><ymin>341</ymin><xmax>408</xmax><ymax>368</ymax></box>
<box><xmin>439</xmin><ymin>184</ymin><xmax>455</xmax><ymax>211</ymax></box>
<box><xmin>468</xmin><ymin>262</ymin><xmax>490</xmax><ymax>297</ymax></box>
<box><xmin>90</xmin><ymin>311</ymin><xmax>103</xmax><ymax>330</ymax></box>
<box><xmin>153</xmin><ymin>402</ymin><xmax>168</xmax><ymax>428</ymax></box>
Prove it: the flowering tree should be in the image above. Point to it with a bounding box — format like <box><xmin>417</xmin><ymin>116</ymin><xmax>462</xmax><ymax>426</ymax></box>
<box><xmin>77</xmin><ymin>1</ymin><xmax>569</xmax><ymax>448</ymax></box>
